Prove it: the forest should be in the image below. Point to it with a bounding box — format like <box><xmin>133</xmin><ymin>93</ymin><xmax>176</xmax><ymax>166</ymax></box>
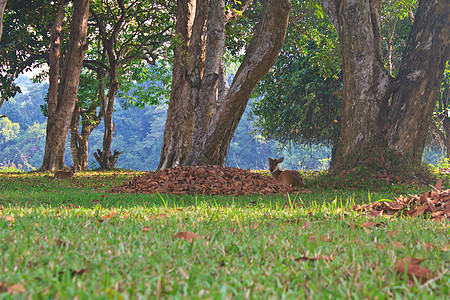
<box><xmin>0</xmin><ymin>74</ymin><xmax>331</xmax><ymax>171</ymax></box>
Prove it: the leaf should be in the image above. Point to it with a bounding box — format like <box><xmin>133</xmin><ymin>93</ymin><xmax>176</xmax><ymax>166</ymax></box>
<box><xmin>149</xmin><ymin>214</ymin><xmax>167</xmax><ymax>220</ymax></box>
<box><xmin>103</xmin><ymin>211</ymin><xmax>117</xmax><ymax>219</ymax></box>
<box><xmin>2</xmin><ymin>216</ymin><xmax>15</xmax><ymax>222</ymax></box>
<box><xmin>142</xmin><ymin>226</ymin><xmax>150</xmax><ymax>233</ymax></box>
<box><xmin>7</xmin><ymin>283</ymin><xmax>26</xmax><ymax>295</ymax></box>
<box><xmin>395</xmin><ymin>257</ymin><xmax>435</xmax><ymax>284</ymax></box>
<box><xmin>361</xmin><ymin>221</ymin><xmax>385</xmax><ymax>229</ymax></box>
<box><xmin>173</xmin><ymin>231</ymin><xmax>201</xmax><ymax>242</ymax></box>
<box><xmin>435</xmin><ymin>179</ymin><xmax>443</xmax><ymax>190</ymax></box>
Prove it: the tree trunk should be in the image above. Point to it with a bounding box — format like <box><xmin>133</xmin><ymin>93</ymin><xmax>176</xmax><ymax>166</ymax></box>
<box><xmin>94</xmin><ymin>68</ymin><xmax>121</xmax><ymax>169</ymax></box>
<box><xmin>40</xmin><ymin>0</ymin><xmax>89</xmax><ymax>171</ymax></box>
<box><xmin>70</xmin><ymin>102</ymin><xmax>103</xmax><ymax>170</ymax></box>
<box><xmin>189</xmin><ymin>0</ymin><xmax>226</xmax><ymax>154</ymax></box>
<box><xmin>157</xmin><ymin>0</ymin><xmax>198</xmax><ymax>170</ymax></box>
<box><xmin>184</xmin><ymin>0</ymin><xmax>291</xmax><ymax>165</ymax></box>
<box><xmin>387</xmin><ymin>0</ymin><xmax>450</xmax><ymax>164</ymax></box>
<box><xmin>322</xmin><ymin>0</ymin><xmax>390</xmax><ymax>172</ymax></box>
<box><xmin>318</xmin><ymin>0</ymin><xmax>450</xmax><ymax>174</ymax></box>
<box><xmin>0</xmin><ymin>0</ymin><xmax>7</xmax><ymax>41</ymax></box>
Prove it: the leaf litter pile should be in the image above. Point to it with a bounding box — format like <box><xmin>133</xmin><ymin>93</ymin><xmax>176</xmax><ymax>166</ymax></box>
<box><xmin>110</xmin><ymin>165</ymin><xmax>303</xmax><ymax>195</ymax></box>
<box><xmin>354</xmin><ymin>180</ymin><xmax>450</xmax><ymax>222</ymax></box>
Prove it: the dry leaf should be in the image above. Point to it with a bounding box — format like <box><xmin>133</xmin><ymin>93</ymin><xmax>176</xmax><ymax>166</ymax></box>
<box><xmin>149</xmin><ymin>214</ymin><xmax>167</xmax><ymax>220</ymax></box>
<box><xmin>395</xmin><ymin>257</ymin><xmax>434</xmax><ymax>284</ymax></box>
<box><xmin>361</xmin><ymin>221</ymin><xmax>385</xmax><ymax>229</ymax></box>
<box><xmin>7</xmin><ymin>283</ymin><xmax>26</xmax><ymax>295</ymax></box>
<box><xmin>142</xmin><ymin>226</ymin><xmax>150</xmax><ymax>233</ymax></box>
<box><xmin>435</xmin><ymin>179</ymin><xmax>443</xmax><ymax>191</ymax></box>
<box><xmin>2</xmin><ymin>216</ymin><xmax>15</xmax><ymax>222</ymax></box>
<box><xmin>103</xmin><ymin>212</ymin><xmax>117</xmax><ymax>219</ymax></box>
<box><xmin>250</xmin><ymin>222</ymin><xmax>259</xmax><ymax>229</ymax></box>
<box><xmin>173</xmin><ymin>231</ymin><xmax>201</xmax><ymax>242</ymax></box>
<box><xmin>110</xmin><ymin>165</ymin><xmax>302</xmax><ymax>196</ymax></box>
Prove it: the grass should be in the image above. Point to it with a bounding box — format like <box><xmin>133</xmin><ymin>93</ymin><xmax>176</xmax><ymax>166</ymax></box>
<box><xmin>0</xmin><ymin>170</ymin><xmax>448</xmax><ymax>299</ymax></box>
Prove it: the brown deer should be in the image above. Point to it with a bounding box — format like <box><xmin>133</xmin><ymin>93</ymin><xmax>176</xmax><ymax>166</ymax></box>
<box><xmin>54</xmin><ymin>165</ymin><xmax>76</xmax><ymax>179</ymax></box>
<box><xmin>268</xmin><ymin>157</ymin><xmax>304</xmax><ymax>187</ymax></box>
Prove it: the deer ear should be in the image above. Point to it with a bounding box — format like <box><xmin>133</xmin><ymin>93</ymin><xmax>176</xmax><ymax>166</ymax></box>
<box><xmin>279</xmin><ymin>157</ymin><xmax>284</xmax><ymax>162</ymax></box>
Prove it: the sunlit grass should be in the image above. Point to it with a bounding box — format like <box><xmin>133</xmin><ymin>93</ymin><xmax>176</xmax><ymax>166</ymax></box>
<box><xmin>0</xmin><ymin>170</ymin><xmax>448</xmax><ymax>298</ymax></box>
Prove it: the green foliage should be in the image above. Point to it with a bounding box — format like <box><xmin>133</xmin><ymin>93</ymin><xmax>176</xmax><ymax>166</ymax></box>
<box><xmin>380</xmin><ymin>0</ymin><xmax>416</xmax><ymax>75</ymax></box>
<box><xmin>0</xmin><ymin>0</ymin><xmax>58</xmax><ymax>100</ymax></box>
<box><xmin>0</xmin><ymin>117</ymin><xmax>19</xmax><ymax>144</ymax></box>
<box><xmin>118</xmin><ymin>62</ymin><xmax>172</xmax><ymax>109</ymax></box>
<box><xmin>252</xmin><ymin>1</ymin><xmax>341</xmax><ymax>147</ymax></box>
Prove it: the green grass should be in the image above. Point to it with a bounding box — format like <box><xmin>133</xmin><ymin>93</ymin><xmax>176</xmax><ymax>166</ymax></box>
<box><xmin>0</xmin><ymin>170</ymin><xmax>448</xmax><ymax>299</ymax></box>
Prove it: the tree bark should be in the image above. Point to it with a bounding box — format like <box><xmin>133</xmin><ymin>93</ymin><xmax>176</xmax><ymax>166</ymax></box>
<box><xmin>318</xmin><ymin>0</ymin><xmax>450</xmax><ymax>174</ymax></box>
<box><xmin>387</xmin><ymin>0</ymin><xmax>450</xmax><ymax>164</ymax></box>
<box><xmin>189</xmin><ymin>0</ymin><xmax>226</xmax><ymax>153</ymax></box>
<box><xmin>94</xmin><ymin>69</ymin><xmax>120</xmax><ymax>169</ymax></box>
<box><xmin>157</xmin><ymin>0</ymin><xmax>198</xmax><ymax>170</ymax></box>
<box><xmin>0</xmin><ymin>0</ymin><xmax>7</xmax><ymax>41</ymax></box>
<box><xmin>40</xmin><ymin>0</ymin><xmax>89</xmax><ymax>171</ymax></box>
<box><xmin>184</xmin><ymin>0</ymin><xmax>291</xmax><ymax>165</ymax></box>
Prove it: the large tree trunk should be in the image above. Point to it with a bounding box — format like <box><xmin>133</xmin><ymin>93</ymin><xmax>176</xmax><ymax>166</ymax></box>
<box><xmin>40</xmin><ymin>0</ymin><xmax>89</xmax><ymax>171</ymax></box>
<box><xmin>184</xmin><ymin>0</ymin><xmax>291</xmax><ymax>165</ymax></box>
<box><xmin>189</xmin><ymin>0</ymin><xmax>226</xmax><ymax>155</ymax></box>
<box><xmin>157</xmin><ymin>0</ymin><xmax>198</xmax><ymax>170</ymax></box>
<box><xmin>159</xmin><ymin>0</ymin><xmax>290</xmax><ymax>169</ymax></box>
<box><xmin>318</xmin><ymin>0</ymin><xmax>449</xmax><ymax>174</ymax></box>
<box><xmin>0</xmin><ymin>0</ymin><xmax>7</xmax><ymax>41</ymax></box>
<box><xmin>387</xmin><ymin>0</ymin><xmax>450</xmax><ymax>164</ymax></box>
<box><xmin>321</xmin><ymin>0</ymin><xmax>390</xmax><ymax>172</ymax></box>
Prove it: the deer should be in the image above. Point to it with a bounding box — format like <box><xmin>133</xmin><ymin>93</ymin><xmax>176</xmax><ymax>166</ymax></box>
<box><xmin>268</xmin><ymin>157</ymin><xmax>304</xmax><ymax>187</ymax></box>
<box><xmin>54</xmin><ymin>165</ymin><xmax>76</xmax><ymax>179</ymax></box>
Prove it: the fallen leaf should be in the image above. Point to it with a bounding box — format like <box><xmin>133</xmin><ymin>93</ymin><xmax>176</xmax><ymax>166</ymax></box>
<box><xmin>435</xmin><ymin>179</ymin><xmax>443</xmax><ymax>191</ymax></box>
<box><xmin>395</xmin><ymin>257</ymin><xmax>435</xmax><ymax>284</ymax></box>
<box><xmin>142</xmin><ymin>226</ymin><xmax>150</xmax><ymax>233</ymax></box>
<box><xmin>361</xmin><ymin>221</ymin><xmax>385</xmax><ymax>229</ymax></box>
<box><xmin>103</xmin><ymin>212</ymin><xmax>117</xmax><ymax>219</ymax></box>
<box><xmin>7</xmin><ymin>283</ymin><xmax>26</xmax><ymax>295</ymax></box>
<box><xmin>249</xmin><ymin>222</ymin><xmax>259</xmax><ymax>229</ymax></box>
<box><xmin>2</xmin><ymin>216</ymin><xmax>15</xmax><ymax>222</ymax></box>
<box><xmin>149</xmin><ymin>214</ymin><xmax>167</xmax><ymax>220</ymax></box>
<box><xmin>173</xmin><ymin>231</ymin><xmax>201</xmax><ymax>242</ymax></box>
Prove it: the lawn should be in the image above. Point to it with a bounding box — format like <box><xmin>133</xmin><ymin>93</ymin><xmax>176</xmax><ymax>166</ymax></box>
<box><xmin>0</xmin><ymin>170</ymin><xmax>448</xmax><ymax>299</ymax></box>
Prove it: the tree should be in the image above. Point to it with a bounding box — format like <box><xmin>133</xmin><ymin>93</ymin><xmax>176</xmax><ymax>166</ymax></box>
<box><xmin>252</xmin><ymin>1</ymin><xmax>341</xmax><ymax>149</ymax></box>
<box><xmin>0</xmin><ymin>0</ymin><xmax>56</xmax><ymax>110</ymax></box>
<box><xmin>87</xmin><ymin>0</ymin><xmax>174</xmax><ymax>169</ymax></box>
<box><xmin>0</xmin><ymin>0</ymin><xmax>7</xmax><ymax>41</ymax></box>
<box><xmin>158</xmin><ymin>0</ymin><xmax>291</xmax><ymax>169</ymax></box>
<box><xmin>69</xmin><ymin>70</ymin><xmax>104</xmax><ymax>170</ymax></box>
<box><xmin>317</xmin><ymin>0</ymin><xmax>449</xmax><ymax>174</ymax></box>
<box><xmin>40</xmin><ymin>0</ymin><xmax>90</xmax><ymax>171</ymax></box>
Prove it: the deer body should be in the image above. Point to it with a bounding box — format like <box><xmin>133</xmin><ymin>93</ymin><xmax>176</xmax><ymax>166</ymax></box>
<box><xmin>54</xmin><ymin>165</ymin><xmax>76</xmax><ymax>179</ymax></box>
<box><xmin>268</xmin><ymin>157</ymin><xmax>304</xmax><ymax>187</ymax></box>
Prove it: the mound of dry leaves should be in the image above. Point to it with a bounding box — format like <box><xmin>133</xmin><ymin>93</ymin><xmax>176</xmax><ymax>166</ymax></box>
<box><xmin>110</xmin><ymin>165</ymin><xmax>302</xmax><ymax>195</ymax></box>
<box><xmin>354</xmin><ymin>184</ymin><xmax>450</xmax><ymax>222</ymax></box>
